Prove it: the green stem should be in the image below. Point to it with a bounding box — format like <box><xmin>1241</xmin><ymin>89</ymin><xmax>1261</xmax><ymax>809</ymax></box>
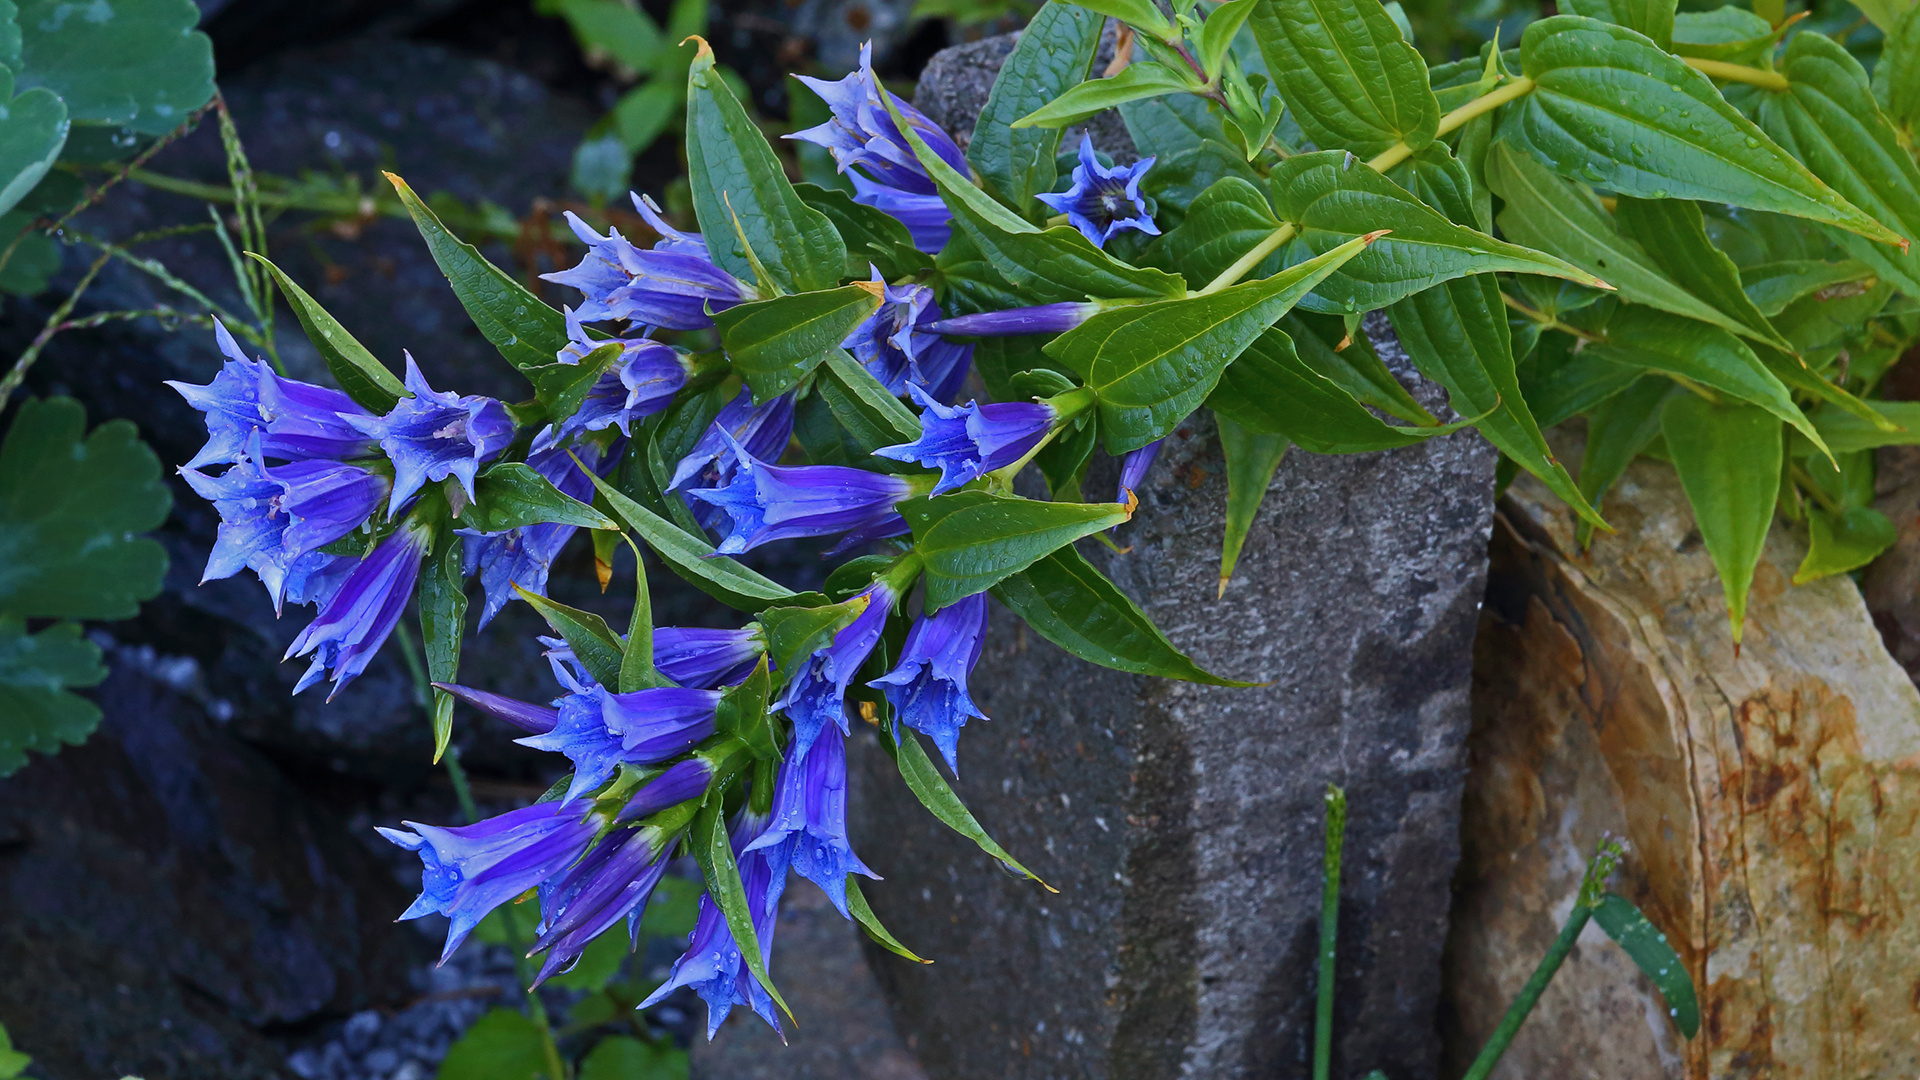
<box><xmin>0</xmin><ymin>252</ymin><xmax>111</xmax><ymax>414</ymax></box>
<box><xmin>1368</xmin><ymin>76</ymin><xmax>1537</xmax><ymax>173</ymax></box>
<box><xmin>1685</xmin><ymin>57</ymin><xmax>1790</xmax><ymax>92</ymax></box>
<box><xmin>1314</xmin><ymin>784</ymin><xmax>1348</xmax><ymax>1080</ymax></box>
<box><xmin>1458</xmin><ymin>903</ymin><xmax>1593</xmax><ymax>1080</ymax></box>
<box><xmin>1201</xmin><ymin>222</ymin><xmax>1297</xmax><ymax>295</ymax></box>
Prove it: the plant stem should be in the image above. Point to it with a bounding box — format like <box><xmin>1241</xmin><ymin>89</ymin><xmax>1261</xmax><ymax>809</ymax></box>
<box><xmin>1314</xmin><ymin>784</ymin><xmax>1348</xmax><ymax>1080</ymax></box>
<box><xmin>1201</xmin><ymin>222</ymin><xmax>1297</xmax><ymax>294</ymax></box>
<box><xmin>0</xmin><ymin>252</ymin><xmax>111</xmax><ymax>413</ymax></box>
<box><xmin>1368</xmin><ymin>76</ymin><xmax>1537</xmax><ymax>173</ymax></box>
<box><xmin>1685</xmin><ymin>57</ymin><xmax>1790</xmax><ymax>92</ymax></box>
<box><xmin>1458</xmin><ymin>901</ymin><xmax>1594</xmax><ymax>1080</ymax></box>
<box><xmin>1499</xmin><ymin>292</ymin><xmax>1597</xmax><ymax>342</ymax></box>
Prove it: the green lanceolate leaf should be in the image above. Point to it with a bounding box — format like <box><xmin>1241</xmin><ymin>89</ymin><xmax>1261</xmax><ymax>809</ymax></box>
<box><xmin>621</xmin><ymin>542</ymin><xmax>669</xmax><ymax>692</ymax></box>
<box><xmin>714</xmin><ymin>283</ymin><xmax>885</xmax><ymax>402</ymax></box>
<box><xmin>1487</xmin><ymin>143</ymin><xmax>1779</xmax><ymax>345</ymax></box>
<box><xmin>1050</xmin><ymin>231</ymin><xmax>1381</xmax><ymax>452</ymax></box>
<box><xmin>1807</xmin><ymin>400</ymin><xmax>1920</xmax><ymax>453</ymax></box>
<box><xmin>1671</xmin><ymin>6</ymin><xmax>1789</xmax><ymax>66</ymax></box>
<box><xmin>1612</xmin><ymin>197</ymin><xmax>1793</xmax><ymax>351</ymax></box>
<box><xmin>1507</xmin><ymin>16</ymin><xmax>1896</xmax><ymax>245</ymax></box>
<box><xmin>0</xmin><ymin>66</ymin><xmax>67</xmax><ymax>220</ymax></box>
<box><xmin>14</xmin><ymin>0</ymin><xmax>212</xmax><ymax>135</ymax></box>
<box><xmin>794</xmin><ymin>182</ymin><xmax>930</xmax><ymax>279</ymax></box>
<box><xmin>1267</xmin><ymin>151</ymin><xmax>1606</xmax><ymax>315</ymax></box>
<box><xmin>1208</xmin><ymin>328</ymin><xmax>1459</xmax><ymax>452</ymax></box>
<box><xmin>970</xmin><ymin>0</ymin><xmax>1104</xmax><ymax>219</ymax></box>
<box><xmin>758</xmin><ymin>596</ymin><xmax>861</xmax><ymax>684</ymax></box>
<box><xmin>1289</xmin><ymin>313</ymin><xmax>1436</xmax><ymax>424</ymax></box>
<box><xmin>1390</xmin><ymin>276</ymin><xmax>1603</xmax><ymax>527</ymax></box>
<box><xmin>514</xmin><ymin>586</ymin><xmax>625</xmax><ymax>687</ymax></box>
<box><xmin>1752</xmin><ymin>32</ymin><xmax>1920</xmax><ymax>298</ymax></box>
<box><xmin>1216</xmin><ymin>414</ymin><xmax>1288</xmax><ymax>595</ymax></box>
<box><xmin>888</xmin><ymin>92</ymin><xmax>1187</xmax><ymax>303</ymax></box>
<box><xmin>458</xmin><ymin>462</ymin><xmax>620</xmax><ymax>532</ymax></box>
<box><xmin>685</xmin><ymin>38</ymin><xmax>845</xmax><ymax>294</ymax></box>
<box><xmin>846</xmin><ymin>876</ymin><xmax>930</xmax><ymax>963</ymax></box>
<box><xmin>420</xmin><ymin>530</ymin><xmax>466</xmax><ymax>761</ymax></box>
<box><xmin>690</xmin><ymin>800</ymin><xmax>793</xmax><ymax>1020</ymax></box>
<box><xmin>1876</xmin><ymin>5</ymin><xmax>1920</xmax><ymax>141</ymax></box>
<box><xmin>1591</xmin><ymin>894</ymin><xmax>1701</xmax><ymax>1039</ymax></box>
<box><xmin>1576</xmin><ymin>376</ymin><xmax>1669</xmax><ymax>542</ymax></box>
<box><xmin>386</xmin><ymin>173</ymin><xmax>572</xmax><ymax>379</ymax></box>
<box><xmin>882</xmin><ymin>722</ymin><xmax>1050</xmax><ymax>885</ymax></box>
<box><xmin>0</xmin><ymin>618</ymin><xmax>105</xmax><ymax>777</ymax></box>
<box><xmin>1586</xmin><ymin>306</ymin><xmax>1824</xmax><ymax>454</ymax></box>
<box><xmin>1198</xmin><ymin>0</ymin><xmax>1260</xmax><ymax>77</ymax></box>
<box><xmin>1661</xmin><ymin>392</ymin><xmax>1780</xmax><ymax>642</ymax></box>
<box><xmin>1063</xmin><ymin>0</ymin><xmax>1176</xmax><ymax>40</ymax></box>
<box><xmin>900</xmin><ymin>489</ymin><xmax>1129</xmax><ymax>610</ymax></box>
<box><xmin>1739</xmin><ymin>259</ymin><xmax>1875</xmax><ymax>317</ymax></box>
<box><xmin>817</xmin><ymin>350</ymin><xmax>923</xmax><ymax>455</ymax></box>
<box><xmin>1119</xmin><ymin>93</ymin><xmax>1259</xmax><ymax>231</ymax></box>
<box><xmin>1756</xmin><ymin>345</ymin><xmax>1896</xmax><ymax>434</ymax></box>
<box><xmin>435</xmin><ymin>1008</ymin><xmax>549</xmax><ymax>1080</ymax></box>
<box><xmin>1561</xmin><ymin>0</ymin><xmax>1675</xmax><ymax>49</ymax></box>
<box><xmin>1246</xmin><ymin>0</ymin><xmax>1440</xmax><ymax>159</ymax></box>
<box><xmin>534</xmin><ymin>342</ymin><xmax>623</xmax><ymax>422</ymax></box>
<box><xmin>0</xmin><ymin>397</ymin><xmax>169</xmax><ymax>620</ymax></box>
<box><xmin>1148</xmin><ymin>175</ymin><xmax>1280</xmax><ymax>286</ymax></box>
<box><xmin>1013</xmin><ymin>62</ymin><xmax>1197</xmax><ymax>129</ymax></box>
<box><xmin>1525</xmin><ymin>348</ymin><xmax>1643</xmax><ymax>427</ymax></box>
<box><xmin>583</xmin><ymin>467</ymin><xmax>797</xmax><ymax>611</ymax></box>
<box><xmin>990</xmin><ymin>544</ymin><xmax>1253</xmax><ymax>684</ymax></box>
<box><xmin>1795</xmin><ymin>505</ymin><xmax>1896</xmax><ymax>584</ymax></box>
<box><xmin>714</xmin><ymin>657</ymin><xmax>776</xmax><ymax>757</ymax></box>
<box><xmin>249</xmin><ymin>254</ymin><xmax>408</xmax><ymax>411</ymax></box>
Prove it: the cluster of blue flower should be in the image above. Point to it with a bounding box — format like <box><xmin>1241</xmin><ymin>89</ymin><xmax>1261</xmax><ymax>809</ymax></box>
<box><xmin>171</xmin><ymin>48</ymin><xmax>1164</xmax><ymax>1040</ymax></box>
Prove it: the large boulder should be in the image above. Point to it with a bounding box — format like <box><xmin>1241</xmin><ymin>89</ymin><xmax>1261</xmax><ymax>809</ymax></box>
<box><xmin>1448</xmin><ymin>456</ymin><xmax>1920</xmax><ymax>1078</ymax></box>
<box><xmin>864</xmin><ymin>44</ymin><xmax>1501</xmax><ymax>1056</ymax></box>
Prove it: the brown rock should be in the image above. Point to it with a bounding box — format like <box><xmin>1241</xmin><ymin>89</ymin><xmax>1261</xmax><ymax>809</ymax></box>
<box><xmin>1449</xmin><ymin>455</ymin><xmax>1920</xmax><ymax>1080</ymax></box>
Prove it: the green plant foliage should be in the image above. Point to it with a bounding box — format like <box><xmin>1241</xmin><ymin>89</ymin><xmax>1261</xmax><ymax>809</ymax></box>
<box><xmin>0</xmin><ymin>1022</ymin><xmax>30</xmax><ymax>1080</ymax></box>
<box><xmin>436</xmin><ymin>1008</ymin><xmax>550</xmax><ymax>1080</ymax></box>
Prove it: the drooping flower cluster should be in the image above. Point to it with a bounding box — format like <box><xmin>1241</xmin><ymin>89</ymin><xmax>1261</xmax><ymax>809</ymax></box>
<box><xmin>171</xmin><ymin>36</ymin><xmax>1165</xmax><ymax>1044</ymax></box>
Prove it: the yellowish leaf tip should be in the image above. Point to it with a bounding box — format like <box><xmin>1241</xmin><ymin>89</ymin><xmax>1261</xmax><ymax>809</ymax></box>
<box><xmin>851</xmin><ymin>278</ymin><xmax>888</xmax><ymax>300</ymax></box>
<box><xmin>1217</xmin><ymin>576</ymin><xmax>1229</xmax><ymax>600</ymax></box>
<box><xmin>1360</xmin><ymin>228</ymin><xmax>1393</xmax><ymax>244</ymax></box>
<box><xmin>682</xmin><ymin>34</ymin><xmax>713</xmax><ymax>63</ymax></box>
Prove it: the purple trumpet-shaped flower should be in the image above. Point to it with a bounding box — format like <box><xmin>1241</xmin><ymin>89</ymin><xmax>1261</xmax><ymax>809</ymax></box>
<box><xmin>924</xmin><ymin>301</ymin><xmax>1098</xmax><ymax>338</ymax></box>
<box><xmin>743</xmin><ymin>724</ymin><xmax>877</xmax><ymax>916</ymax></box>
<box><xmin>530</xmin><ymin>824</ymin><xmax>674</xmax><ymax>986</ymax></box>
<box><xmin>614</xmin><ymin>756</ymin><xmax>721</xmax><ymax>823</ymax></box>
<box><xmin>655</xmin><ymin>626</ymin><xmax>767</xmax><ymax>689</ymax></box>
<box><xmin>1117</xmin><ymin>439</ymin><xmax>1163</xmax><ymax>507</ymax></box>
<box><xmin>285</xmin><ymin>520</ymin><xmax>433</xmax><ymax>698</ymax></box>
<box><xmin>168</xmin><ymin>322</ymin><xmax>377</xmax><ymax>469</ymax></box>
<box><xmin>779</xmin><ymin>580</ymin><xmax>895</xmax><ymax>757</ymax></box>
<box><xmin>343</xmin><ymin>356</ymin><xmax>513</xmax><ymax>516</ymax></box>
<box><xmin>687</xmin><ymin>432</ymin><xmax>914</xmax><ymax>555</ymax></box>
<box><xmin>514</xmin><ymin>665</ymin><xmax>723</xmax><ymax>802</ymax></box>
<box><xmin>1036</xmin><ymin>135</ymin><xmax>1159</xmax><ymax>248</ymax></box>
<box><xmin>180</xmin><ymin>445</ymin><xmax>389</xmax><ymax>612</ymax></box>
<box><xmin>539</xmin><ymin>196</ymin><xmax>755</xmax><ymax>330</ymax></box>
<box><xmin>669</xmin><ymin>389</ymin><xmax>796</xmax><ymax>492</ymax></box>
<box><xmin>381</xmin><ymin>800</ymin><xmax>601</xmax><ymax>963</ymax></box>
<box><xmin>284</xmin><ymin>549</ymin><xmax>357</xmax><ymax>610</ymax></box>
<box><xmin>789</xmin><ymin>42</ymin><xmax>965</xmax><ymax>252</ymax></box>
<box><xmin>461</xmin><ymin>442</ymin><xmax>609</xmax><ymax>629</ymax></box>
<box><xmin>640</xmin><ymin>812</ymin><xmax>787</xmax><ymax>1039</ymax></box>
<box><xmin>869</xmin><ymin>593</ymin><xmax>989</xmax><ymax>774</ymax></box>
<box><xmin>434</xmin><ymin>681</ymin><xmax>561</xmax><ymax>734</ymax></box>
<box><xmin>532</xmin><ymin>310</ymin><xmax>688</xmax><ymax>454</ymax></box>
<box><xmin>843</xmin><ymin>275</ymin><xmax>972</xmax><ymax>403</ymax></box>
<box><xmin>875</xmin><ymin>384</ymin><xmax>1054</xmax><ymax>494</ymax></box>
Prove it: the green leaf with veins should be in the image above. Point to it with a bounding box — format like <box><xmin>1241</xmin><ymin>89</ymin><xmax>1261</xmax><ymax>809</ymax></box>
<box><xmin>1575</xmin><ymin>376</ymin><xmax>1669</xmax><ymax>541</ymax></box>
<box><xmin>1739</xmin><ymin>259</ymin><xmax>1875</xmax><ymax>317</ymax></box>
<box><xmin>1207</xmin><ymin>328</ymin><xmax>1459</xmax><ymax>452</ymax></box>
<box><xmin>0</xmin><ymin>618</ymin><xmax>107</xmax><ymax>777</ymax></box>
<box><xmin>713</xmin><ymin>284</ymin><xmax>885</xmax><ymax>402</ymax></box>
<box><xmin>1671</xmin><ymin>6</ymin><xmax>1789</xmax><ymax>66</ymax></box>
<box><xmin>1013</xmin><ymin>62</ymin><xmax>1197</xmax><ymax>129</ymax></box>
<box><xmin>1661</xmin><ymin>392</ymin><xmax>1780</xmax><ymax>642</ymax></box>
<box><xmin>901</xmin><ymin>489</ymin><xmax>1129</xmax><ymax>611</ymax></box>
<box><xmin>1216</xmin><ymin>414</ymin><xmax>1288</xmax><ymax>593</ymax></box>
<box><xmin>1561</xmin><ymin>0</ymin><xmax>1675</xmax><ymax>50</ymax></box>
<box><xmin>251</xmin><ymin>254</ymin><xmax>409</xmax><ymax>412</ymax></box>
<box><xmin>1794</xmin><ymin>505</ymin><xmax>1896</xmax><ymax>584</ymax></box>
<box><xmin>1505</xmin><ymin>16</ymin><xmax>1896</xmax><ymax>245</ymax></box>
<box><xmin>794</xmin><ymin>182</ymin><xmax>931</xmax><ymax>279</ymax></box>
<box><xmin>969</xmin><ymin>0</ymin><xmax>1104</xmax><ymax>219</ymax></box>
<box><xmin>1246</xmin><ymin>0</ymin><xmax>1439</xmax><ymax>159</ymax></box>
<box><xmin>0</xmin><ymin>65</ymin><xmax>67</xmax><ymax>220</ymax></box>
<box><xmin>436</xmin><ymin>1008</ymin><xmax>549</xmax><ymax>1080</ymax></box>
<box><xmin>14</xmin><ymin>0</ymin><xmax>212</xmax><ymax>135</ymax></box>
<box><xmin>1612</xmin><ymin>197</ymin><xmax>1794</xmax><ymax>351</ymax></box>
<box><xmin>584</xmin><ymin>466</ymin><xmax>798</xmax><ymax>612</ymax></box>
<box><xmin>459</xmin><ymin>463</ymin><xmax>621</xmax><ymax>532</ymax></box>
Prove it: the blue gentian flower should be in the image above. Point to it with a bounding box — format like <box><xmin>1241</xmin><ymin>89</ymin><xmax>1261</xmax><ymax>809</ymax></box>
<box><xmin>875</xmin><ymin>384</ymin><xmax>1054</xmax><ymax>494</ymax></box>
<box><xmin>530</xmin><ymin>824</ymin><xmax>673</xmax><ymax>987</ymax></box>
<box><xmin>1036</xmin><ymin>135</ymin><xmax>1159</xmax><ymax>248</ymax></box>
<box><xmin>285</xmin><ymin>520</ymin><xmax>433</xmax><ymax>698</ymax></box>
<box><xmin>515</xmin><ymin>668</ymin><xmax>723</xmax><ymax>802</ymax></box>
<box><xmin>778</xmin><ymin>580</ymin><xmax>895</xmax><ymax>757</ymax></box>
<box><xmin>343</xmin><ymin>356</ymin><xmax>513</xmax><ymax>517</ymax></box>
<box><xmin>461</xmin><ymin>442</ymin><xmax>609</xmax><ymax>629</ymax></box>
<box><xmin>1117</xmin><ymin>438</ymin><xmax>1163</xmax><ymax>507</ymax></box>
<box><xmin>655</xmin><ymin>626</ymin><xmax>767</xmax><ymax>689</ymax></box>
<box><xmin>434</xmin><ymin>681</ymin><xmax>561</xmax><ymax>734</ymax></box>
<box><xmin>687</xmin><ymin>432</ymin><xmax>914</xmax><ymax>555</ymax></box>
<box><xmin>789</xmin><ymin>42</ymin><xmax>965</xmax><ymax>252</ymax></box>
<box><xmin>284</xmin><ymin>550</ymin><xmax>357</xmax><ymax>610</ymax></box>
<box><xmin>743</xmin><ymin>724</ymin><xmax>878</xmax><ymax>916</ymax></box>
<box><xmin>531</xmin><ymin>311</ymin><xmax>688</xmax><ymax>454</ymax></box>
<box><xmin>869</xmin><ymin>592</ymin><xmax>989</xmax><ymax>774</ymax></box>
<box><xmin>669</xmin><ymin>389</ymin><xmax>796</xmax><ymax>492</ymax></box>
<box><xmin>843</xmin><ymin>274</ymin><xmax>972</xmax><ymax>402</ymax></box>
<box><xmin>168</xmin><ymin>322</ymin><xmax>377</xmax><ymax>469</ymax></box>
<box><xmin>925</xmin><ymin>301</ymin><xmax>1098</xmax><ymax>338</ymax></box>
<box><xmin>379</xmin><ymin>799</ymin><xmax>601</xmax><ymax>963</ymax></box>
<box><xmin>180</xmin><ymin>445</ymin><xmax>389</xmax><ymax>613</ymax></box>
<box><xmin>539</xmin><ymin>196</ymin><xmax>756</xmax><ymax>331</ymax></box>
<box><xmin>640</xmin><ymin>812</ymin><xmax>788</xmax><ymax>1039</ymax></box>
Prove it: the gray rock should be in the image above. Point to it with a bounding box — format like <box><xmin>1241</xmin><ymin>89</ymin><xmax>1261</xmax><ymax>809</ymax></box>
<box><xmin>913</xmin><ymin>30</ymin><xmax>1137</xmax><ymax>166</ymax></box>
<box><xmin>855</xmin><ymin>52</ymin><xmax>1497</xmax><ymax>1075</ymax></box>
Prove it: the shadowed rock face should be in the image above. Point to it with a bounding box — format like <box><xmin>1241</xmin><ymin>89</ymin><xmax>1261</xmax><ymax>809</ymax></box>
<box><xmin>854</xmin><ymin>43</ymin><xmax>1499</xmax><ymax>1066</ymax></box>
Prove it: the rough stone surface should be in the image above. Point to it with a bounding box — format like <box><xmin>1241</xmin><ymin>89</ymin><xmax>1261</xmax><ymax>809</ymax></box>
<box><xmin>1448</xmin><ymin>455</ymin><xmax>1920</xmax><ymax>1080</ymax></box>
<box><xmin>690</xmin><ymin>886</ymin><xmax>928</xmax><ymax>1080</ymax></box>
<box><xmin>853</xmin><ymin>267</ymin><xmax>1497</xmax><ymax>1080</ymax></box>
<box><xmin>913</xmin><ymin>30</ymin><xmax>1137</xmax><ymax>166</ymax></box>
